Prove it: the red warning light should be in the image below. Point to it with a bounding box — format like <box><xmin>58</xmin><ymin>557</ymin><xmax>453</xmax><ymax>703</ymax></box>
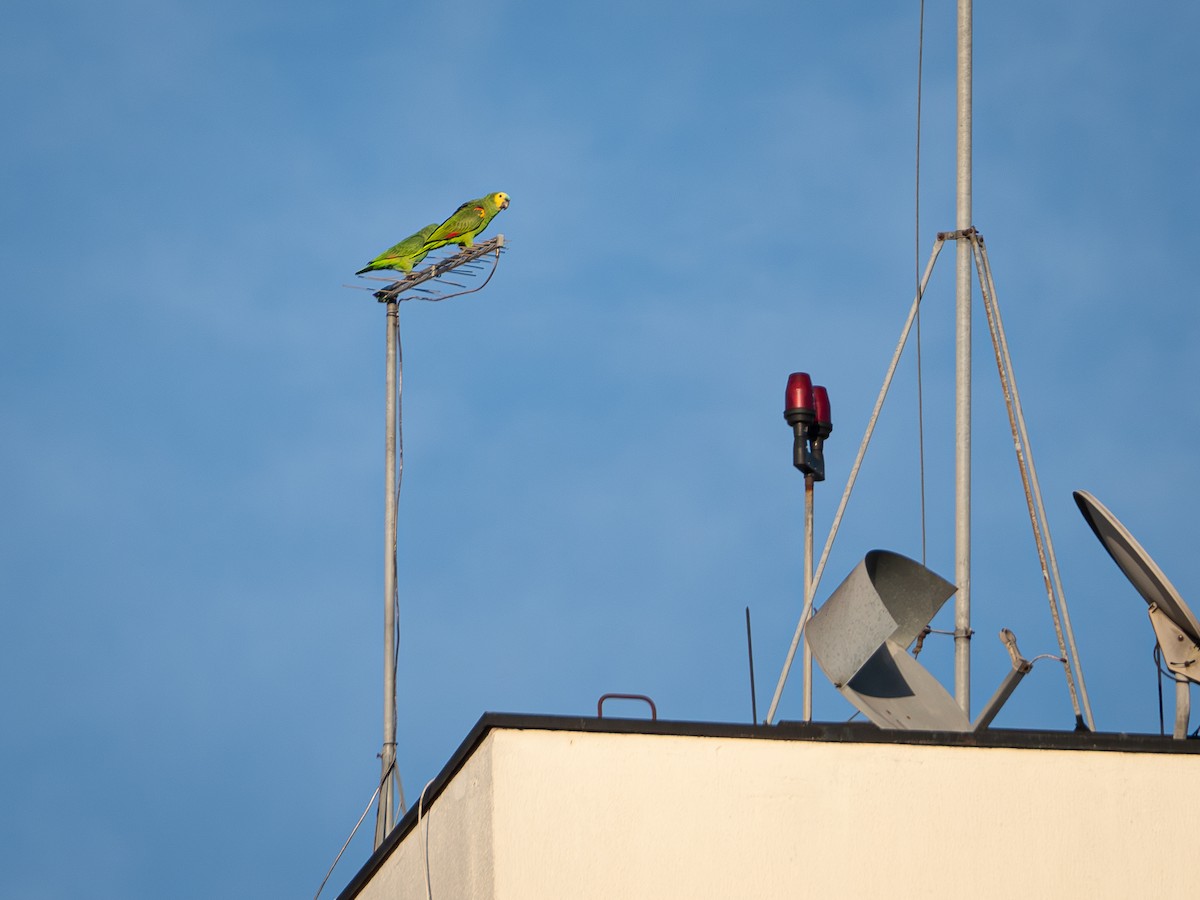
<box><xmin>785</xmin><ymin>372</ymin><xmax>814</xmax><ymax>416</ymax></box>
<box><xmin>811</xmin><ymin>388</ymin><xmax>830</xmax><ymax>429</ymax></box>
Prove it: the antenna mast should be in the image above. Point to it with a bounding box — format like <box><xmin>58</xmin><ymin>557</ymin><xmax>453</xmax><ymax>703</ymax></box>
<box><xmin>954</xmin><ymin>0</ymin><xmax>973</xmax><ymax>715</ymax></box>
<box><xmin>762</xmin><ymin>4</ymin><xmax>1095</xmax><ymax>730</ymax></box>
<box><xmin>354</xmin><ymin>236</ymin><xmax>507</xmax><ymax>849</ymax></box>
<box><xmin>375</xmin><ymin>298</ymin><xmax>401</xmax><ymax>847</ymax></box>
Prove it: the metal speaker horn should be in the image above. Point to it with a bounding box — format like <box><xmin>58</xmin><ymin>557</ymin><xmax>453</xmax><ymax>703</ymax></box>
<box><xmin>806</xmin><ymin>549</ymin><xmax>1033</xmax><ymax>732</ymax></box>
<box><xmin>806</xmin><ymin>551</ymin><xmax>974</xmax><ymax>731</ymax></box>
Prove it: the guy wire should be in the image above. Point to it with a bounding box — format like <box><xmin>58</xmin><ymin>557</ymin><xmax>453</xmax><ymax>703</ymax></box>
<box><xmin>915</xmin><ymin>0</ymin><xmax>928</xmax><ymax>565</ymax></box>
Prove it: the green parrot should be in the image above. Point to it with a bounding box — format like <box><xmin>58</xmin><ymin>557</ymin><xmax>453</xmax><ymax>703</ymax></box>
<box><xmin>422</xmin><ymin>192</ymin><xmax>510</xmax><ymax>252</ymax></box>
<box><xmin>356</xmin><ymin>223</ymin><xmax>440</xmax><ymax>275</ymax></box>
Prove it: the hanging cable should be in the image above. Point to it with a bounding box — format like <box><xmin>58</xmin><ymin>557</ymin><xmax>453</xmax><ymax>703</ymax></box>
<box><xmin>392</xmin><ymin>316</ymin><xmax>407</xmax><ymax>815</ymax></box>
<box><xmin>1152</xmin><ymin>643</ymin><xmax>1200</xmax><ymax>737</ymax></box>
<box><xmin>915</xmin><ymin>0</ymin><xmax>928</xmax><ymax>566</ymax></box>
<box><xmin>1154</xmin><ymin>643</ymin><xmax>1167</xmax><ymax>736</ymax></box>
<box><xmin>399</xmin><ymin>245</ymin><xmax>503</xmax><ymax>304</ymax></box>
<box><xmin>418</xmin><ymin>779</ymin><xmax>436</xmax><ymax>900</ymax></box>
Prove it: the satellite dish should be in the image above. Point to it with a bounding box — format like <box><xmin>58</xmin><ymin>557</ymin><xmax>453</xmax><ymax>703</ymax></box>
<box><xmin>1074</xmin><ymin>490</ymin><xmax>1199</xmax><ymax>738</ymax></box>
<box><xmin>807</xmin><ymin>550</ymin><xmax>1030</xmax><ymax>732</ymax></box>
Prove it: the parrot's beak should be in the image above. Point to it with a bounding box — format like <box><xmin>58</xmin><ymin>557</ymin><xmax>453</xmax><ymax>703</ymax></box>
<box><xmin>501</xmin><ymin>197</ymin><xmax>510</xmax><ymax>209</ymax></box>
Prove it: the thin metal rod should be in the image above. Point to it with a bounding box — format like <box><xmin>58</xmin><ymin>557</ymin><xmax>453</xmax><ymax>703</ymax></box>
<box><xmin>314</xmin><ymin>779</ymin><xmax>384</xmax><ymax>900</ymax></box>
<box><xmin>764</xmin><ymin>238</ymin><xmax>944</xmax><ymax>724</ymax></box>
<box><xmin>802</xmin><ymin>474</ymin><xmax>814</xmax><ymax>721</ymax></box>
<box><xmin>375</xmin><ymin>300</ymin><xmax>399</xmax><ymax>848</ymax></box>
<box><xmin>954</xmin><ymin>0</ymin><xmax>974</xmax><ymax>716</ymax></box>
<box><xmin>972</xmin><ymin>663</ymin><xmax>1030</xmax><ymax>731</ymax></box>
<box><xmin>1174</xmin><ymin>679</ymin><xmax>1190</xmax><ymax>740</ymax></box>
<box><xmin>745</xmin><ymin>607</ymin><xmax>758</xmax><ymax>724</ymax></box>
<box><xmin>973</xmin><ymin>241</ymin><xmax>1073</xmax><ymax>714</ymax></box>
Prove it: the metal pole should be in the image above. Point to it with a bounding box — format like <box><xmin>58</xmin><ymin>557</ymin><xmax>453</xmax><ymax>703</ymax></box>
<box><xmin>374</xmin><ymin>300</ymin><xmax>399</xmax><ymax>848</ymax></box>
<box><xmin>1174</xmin><ymin>680</ymin><xmax>1190</xmax><ymax>740</ymax></box>
<box><xmin>954</xmin><ymin>0</ymin><xmax>973</xmax><ymax>716</ymax></box>
<box><xmin>802</xmin><ymin>474</ymin><xmax>814</xmax><ymax>721</ymax></box>
<box><xmin>745</xmin><ymin>607</ymin><xmax>758</xmax><ymax>724</ymax></box>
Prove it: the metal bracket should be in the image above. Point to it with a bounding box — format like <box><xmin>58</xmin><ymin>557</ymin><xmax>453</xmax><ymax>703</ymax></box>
<box><xmin>936</xmin><ymin>226</ymin><xmax>978</xmax><ymax>242</ymax></box>
<box><xmin>972</xmin><ymin>629</ymin><xmax>1033</xmax><ymax>731</ymax></box>
<box><xmin>1148</xmin><ymin>603</ymin><xmax>1200</xmax><ymax>677</ymax></box>
<box><xmin>1148</xmin><ymin>603</ymin><xmax>1198</xmax><ymax>738</ymax></box>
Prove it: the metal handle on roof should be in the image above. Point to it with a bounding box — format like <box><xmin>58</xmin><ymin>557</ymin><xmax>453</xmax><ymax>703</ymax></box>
<box><xmin>597</xmin><ymin>693</ymin><xmax>658</xmax><ymax>720</ymax></box>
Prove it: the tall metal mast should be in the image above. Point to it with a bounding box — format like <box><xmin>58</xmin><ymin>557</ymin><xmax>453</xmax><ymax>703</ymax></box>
<box><xmin>954</xmin><ymin>0</ymin><xmax>973</xmax><ymax>714</ymax></box>
<box><xmin>375</xmin><ymin>300</ymin><xmax>400</xmax><ymax>847</ymax></box>
<box><xmin>349</xmin><ymin>236</ymin><xmax>507</xmax><ymax>850</ymax></box>
<box><xmin>763</xmin><ymin>4</ymin><xmax>1097</xmax><ymax>730</ymax></box>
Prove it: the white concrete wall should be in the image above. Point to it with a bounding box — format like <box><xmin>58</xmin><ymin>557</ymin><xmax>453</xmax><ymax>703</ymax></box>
<box><xmin>354</xmin><ymin>734</ymin><xmax>496</xmax><ymax>900</ymax></box>
<box><xmin>356</xmin><ymin>727</ymin><xmax>1198</xmax><ymax>899</ymax></box>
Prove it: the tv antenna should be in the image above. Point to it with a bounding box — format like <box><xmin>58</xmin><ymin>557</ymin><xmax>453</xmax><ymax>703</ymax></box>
<box><xmin>344</xmin><ymin>235</ymin><xmax>507</xmax><ymax>847</ymax></box>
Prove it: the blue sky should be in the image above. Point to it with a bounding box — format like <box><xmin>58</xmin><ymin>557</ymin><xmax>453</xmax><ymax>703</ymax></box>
<box><xmin>3</xmin><ymin>1</ymin><xmax>1199</xmax><ymax>896</ymax></box>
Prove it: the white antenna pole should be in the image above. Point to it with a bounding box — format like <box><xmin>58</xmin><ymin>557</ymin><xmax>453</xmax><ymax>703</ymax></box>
<box><xmin>375</xmin><ymin>299</ymin><xmax>399</xmax><ymax>847</ymax></box>
<box><xmin>353</xmin><ymin>238</ymin><xmax>507</xmax><ymax>848</ymax></box>
<box><xmin>954</xmin><ymin>0</ymin><xmax>973</xmax><ymax>715</ymax></box>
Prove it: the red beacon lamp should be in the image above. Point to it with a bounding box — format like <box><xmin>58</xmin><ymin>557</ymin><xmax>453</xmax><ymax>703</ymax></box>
<box><xmin>784</xmin><ymin>372</ymin><xmax>832</xmax><ymax>481</ymax></box>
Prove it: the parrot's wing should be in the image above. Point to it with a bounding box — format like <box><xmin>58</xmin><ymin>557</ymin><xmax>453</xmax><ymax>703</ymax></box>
<box><xmin>426</xmin><ymin>198</ymin><xmax>490</xmax><ymax>244</ymax></box>
<box><xmin>357</xmin><ymin>224</ymin><xmax>441</xmax><ymax>274</ymax></box>
<box><xmin>385</xmin><ymin>224</ymin><xmax>442</xmax><ymax>258</ymax></box>
<box><xmin>390</xmin><ymin>223</ymin><xmax>440</xmax><ymax>254</ymax></box>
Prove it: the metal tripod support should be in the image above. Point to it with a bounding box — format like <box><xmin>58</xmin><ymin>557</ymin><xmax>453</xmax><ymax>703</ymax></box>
<box><xmin>967</xmin><ymin>229</ymin><xmax>1093</xmax><ymax>730</ymax></box>
<box><xmin>765</xmin><ymin>230</ymin><xmax>1094</xmax><ymax>730</ymax></box>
